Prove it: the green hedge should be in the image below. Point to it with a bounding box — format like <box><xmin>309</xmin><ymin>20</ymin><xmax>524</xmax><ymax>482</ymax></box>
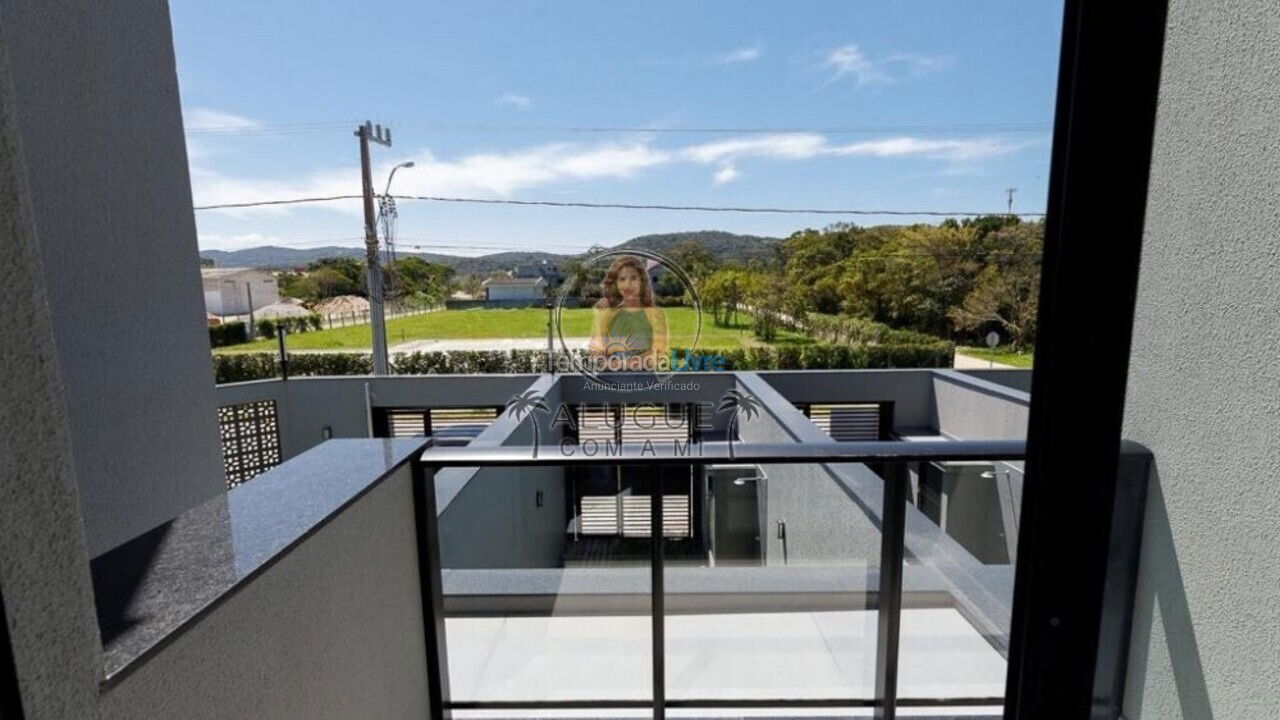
<box><xmin>797</xmin><ymin>312</ymin><xmax>943</xmax><ymax>347</ymax></box>
<box><xmin>208</xmin><ymin>321</ymin><xmax>248</xmax><ymax>348</ymax></box>
<box><xmin>214</xmin><ymin>341</ymin><xmax>954</xmax><ymax>383</ymax></box>
<box><xmin>255</xmin><ymin>315</ymin><xmax>323</xmax><ymax>340</ymax></box>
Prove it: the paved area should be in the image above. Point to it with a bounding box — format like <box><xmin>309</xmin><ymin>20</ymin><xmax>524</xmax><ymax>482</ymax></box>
<box><xmin>391</xmin><ymin>337</ymin><xmax>591</xmax><ymax>353</ymax></box>
<box><xmin>953</xmin><ymin>352</ymin><xmax>1015</xmax><ymax>370</ymax></box>
<box><xmin>446</xmin><ymin>608</ymin><xmax>1005</xmax><ymax>705</ymax></box>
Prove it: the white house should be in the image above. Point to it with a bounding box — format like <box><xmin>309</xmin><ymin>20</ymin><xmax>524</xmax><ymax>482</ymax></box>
<box><xmin>201</xmin><ymin>268</ymin><xmax>280</xmax><ymax>317</ymax></box>
<box><xmin>482</xmin><ymin>275</ymin><xmax>546</xmax><ymax>302</ymax></box>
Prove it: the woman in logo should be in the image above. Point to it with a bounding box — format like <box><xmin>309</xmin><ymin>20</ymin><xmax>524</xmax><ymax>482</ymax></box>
<box><xmin>588</xmin><ymin>255</ymin><xmax>668</xmax><ymax>372</ymax></box>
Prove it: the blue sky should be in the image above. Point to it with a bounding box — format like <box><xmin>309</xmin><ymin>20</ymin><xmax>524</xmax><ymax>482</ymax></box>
<box><xmin>172</xmin><ymin>0</ymin><xmax>1064</xmax><ymax>255</ymax></box>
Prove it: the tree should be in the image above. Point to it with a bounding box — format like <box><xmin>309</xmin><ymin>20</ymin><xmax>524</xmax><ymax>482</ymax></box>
<box><xmin>459</xmin><ymin>274</ymin><xmax>484</xmax><ymax>299</ymax></box>
<box><xmin>742</xmin><ymin>271</ymin><xmax>787</xmax><ymax>341</ymax></box>
<box><xmin>948</xmin><ymin>222</ymin><xmax>1042</xmax><ymax>348</ymax></box>
<box><xmin>388</xmin><ymin>257</ymin><xmax>453</xmax><ymax>305</ymax></box>
<box><xmin>701</xmin><ymin>268</ymin><xmax>748</xmax><ymax>326</ymax></box>
<box><xmin>665</xmin><ymin>238</ymin><xmax>716</xmax><ymax>283</ymax></box>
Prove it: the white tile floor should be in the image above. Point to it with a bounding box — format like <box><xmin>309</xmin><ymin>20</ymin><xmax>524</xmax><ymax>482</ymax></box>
<box><xmin>446</xmin><ymin>608</ymin><xmax>1006</xmax><ymax>704</ymax></box>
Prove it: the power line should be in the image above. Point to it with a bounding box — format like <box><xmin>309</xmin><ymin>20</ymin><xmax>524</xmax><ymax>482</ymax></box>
<box><xmin>185</xmin><ymin>120</ymin><xmax>1052</xmax><ymax>138</ymax></box>
<box><xmin>201</xmin><ymin>234</ymin><xmax>1040</xmax><ymax>260</ymax></box>
<box><xmin>194</xmin><ymin>194</ymin><xmax>363</xmax><ymax>210</ymax></box>
<box><xmin>193</xmin><ymin>193</ymin><xmax>1046</xmax><ymax>217</ymax></box>
<box><xmin>398</xmin><ymin>195</ymin><xmax>1046</xmax><ymax>217</ymax></box>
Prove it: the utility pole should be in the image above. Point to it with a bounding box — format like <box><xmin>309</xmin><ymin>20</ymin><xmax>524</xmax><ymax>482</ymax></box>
<box><xmin>357</xmin><ymin>121</ymin><xmax>393</xmax><ymax>374</ymax></box>
<box><xmin>245</xmin><ymin>281</ymin><xmax>256</xmax><ymax>337</ymax></box>
<box><xmin>1004</xmin><ymin>187</ymin><xmax>1017</xmax><ymax>216</ymax></box>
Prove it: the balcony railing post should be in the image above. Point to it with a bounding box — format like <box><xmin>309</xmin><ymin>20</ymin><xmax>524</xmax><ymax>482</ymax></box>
<box><xmin>651</xmin><ymin>473</ymin><xmax>666</xmax><ymax>720</ymax></box>
<box><xmin>413</xmin><ymin>461</ymin><xmax>451</xmax><ymax>720</ymax></box>
<box><xmin>874</xmin><ymin>464</ymin><xmax>908</xmax><ymax>720</ymax></box>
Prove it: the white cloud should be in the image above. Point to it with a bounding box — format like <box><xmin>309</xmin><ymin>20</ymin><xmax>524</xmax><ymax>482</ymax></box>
<box><xmin>823</xmin><ymin>45</ymin><xmax>889</xmax><ymax>87</ymax></box>
<box><xmin>683</xmin><ymin>133</ymin><xmax>828</xmax><ymax>164</ymax></box>
<box><xmin>822</xmin><ymin>44</ymin><xmax>950</xmax><ymax>87</ymax></box>
<box><xmin>717</xmin><ymin>46</ymin><xmax>761</xmax><ymax>64</ymax></box>
<box><xmin>495</xmin><ymin>93</ymin><xmax>533</xmax><ymax>110</ymax></box>
<box><xmin>190</xmin><ymin>132</ymin><xmax>1032</xmax><ymax>214</ymax></box>
<box><xmin>184</xmin><ymin>107</ymin><xmax>260</xmax><ymax>130</ymax></box>
<box><xmin>884</xmin><ymin>52</ymin><xmax>953</xmax><ymax>76</ymax></box>
<box><xmin>831</xmin><ymin>136</ymin><xmax>1020</xmax><ymax>162</ymax></box>
<box><xmin>712</xmin><ymin>164</ymin><xmax>740</xmax><ymax>185</ymax></box>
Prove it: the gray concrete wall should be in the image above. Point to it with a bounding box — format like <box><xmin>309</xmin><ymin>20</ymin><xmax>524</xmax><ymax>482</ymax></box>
<box><xmin>436</xmin><ymin>375</ymin><xmax>568</xmax><ymax>569</ymax></box>
<box><xmin>1120</xmin><ymin>2</ymin><xmax>1280</xmax><ymax>717</ymax></box>
<box><xmin>929</xmin><ymin>371</ymin><xmax>1029</xmax><ymax>442</ymax></box>
<box><xmin>0</xmin><ymin>37</ymin><xmax>102</xmax><ymax>719</ymax></box>
<box><xmin>1</xmin><ymin>0</ymin><xmax>224</xmax><ymax>557</ymax></box>
<box><xmin>214</xmin><ymin>375</ymin><xmax>546</xmax><ymax>461</ymax></box>
<box><xmin>732</xmin><ymin>374</ymin><xmax>883</xmax><ymax>565</ymax></box>
<box><xmin>955</xmin><ymin>369</ymin><xmax>1033</xmax><ymax>394</ymax></box>
<box><xmin>756</xmin><ymin>370</ymin><xmax>937</xmax><ymax>431</ymax></box>
<box><xmin>97</xmin><ymin>466</ymin><xmax>430</xmax><ymax>720</ymax></box>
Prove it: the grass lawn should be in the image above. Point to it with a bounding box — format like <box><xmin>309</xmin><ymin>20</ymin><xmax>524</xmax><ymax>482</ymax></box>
<box><xmin>215</xmin><ymin>307</ymin><xmax>814</xmax><ymax>352</ymax></box>
<box><xmin>957</xmin><ymin>345</ymin><xmax>1035</xmax><ymax>368</ymax></box>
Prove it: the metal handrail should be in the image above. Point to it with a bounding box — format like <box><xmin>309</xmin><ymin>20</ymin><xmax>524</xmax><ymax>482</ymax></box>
<box><xmin>418</xmin><ymin>438</ymin><xmax>1026</xmax><ymax>467</ymax></box>
<box><xmin>411</xmin><ymin>437</ymin><xmax>1028</xmax><ymax>720</ymax></box>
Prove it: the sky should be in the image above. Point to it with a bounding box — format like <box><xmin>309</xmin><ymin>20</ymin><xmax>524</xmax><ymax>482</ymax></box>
<box><xmin>171</xmin><ymin>0</ymin><xmax>1065</xmax><ymax>255</ymax></box>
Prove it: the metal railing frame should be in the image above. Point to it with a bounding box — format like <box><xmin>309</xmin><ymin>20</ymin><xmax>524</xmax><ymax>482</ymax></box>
<box><xmin>415</xmin><ymin>439</ymin><xmax>1029</xmax><ymax>720</ymax></box>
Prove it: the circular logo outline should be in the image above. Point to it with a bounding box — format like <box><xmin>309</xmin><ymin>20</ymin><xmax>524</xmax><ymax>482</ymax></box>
<box><xmin>553</xmin><ymin>248</ymin><xmax>702</xmax><ymax>391</ymax></box>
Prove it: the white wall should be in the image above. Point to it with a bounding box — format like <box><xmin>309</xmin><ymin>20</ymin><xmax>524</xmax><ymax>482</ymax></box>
<box><xmin>1121</xmin><ymin>1</ymin><xmax>1280</xmax><ymax>717</ymax></box>
<box><xmin>1</xmin><ymin>0</ymin><xmax>226</xmax><ymax>556</ymax></box>
<box><xmin>487</xmin><ymin>284</ymin><xmax>542</xmax><ymax>301</ymax></box>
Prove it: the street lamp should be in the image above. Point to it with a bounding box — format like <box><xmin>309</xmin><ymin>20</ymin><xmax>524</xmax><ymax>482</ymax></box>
<box><xmin>384</xmin><ymin>160</ymin><xmax>415</xmax><ymax>196</ymax></box>
<box><xmin>377</xmin><ymin>161</ymin><xmax>415</xmax><ymax>339</ymax></box>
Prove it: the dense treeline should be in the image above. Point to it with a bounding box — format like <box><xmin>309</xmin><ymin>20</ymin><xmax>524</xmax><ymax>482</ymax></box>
<box><xmin>277</xmin><ymin>256</ymin><xmax>454</xmax><ymax>306</ymax></box>
<box><xmin>701</xmin><ymin>215</ymin><xmax>1042</xmax><ymax>349</ymax></box>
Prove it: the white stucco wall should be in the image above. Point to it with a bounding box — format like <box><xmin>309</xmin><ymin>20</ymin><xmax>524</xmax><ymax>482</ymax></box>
<box><xmin>1121</xmin><ymin>1</ymin><xmax>1280</xmax><ymax>717</ymax></box>
<box><xmin>486</xmin><ymin>283</ymin><xmax>543</xmax><ymax>301</ymax></box>
<box><xmin>0</xmin><ymin>0</ymin><xmax>225</xmax><ymax>556</ymax></box>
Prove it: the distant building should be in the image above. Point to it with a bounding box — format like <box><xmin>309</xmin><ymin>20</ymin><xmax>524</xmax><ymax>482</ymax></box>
<box><xmin>254</xmin><ymin>297</ymin><xmax>313</xmax><ymax>320</ymax></box>
<box><xmin>482</xmin><ymin>275</ymin><xmax>546</xmax><ymax>301</ymax></box>
<box><xmin>313</xmin><ymin>295</ymin><xmax>371</xmax><ymax>318</ymax></box>
<box><xmin>200</xmin><ymin>268</ymin><xmax>279</xmax><ymax>317</ymax></box>
<box><xmin>512</xmin><ymin>260</ymin><xmax>564</xmax><ymax>286</ymax></box>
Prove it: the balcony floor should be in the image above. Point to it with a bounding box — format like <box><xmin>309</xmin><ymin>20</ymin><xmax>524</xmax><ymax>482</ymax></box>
<box><xmin>446</xmin><ymin>608</ymin><xmax>1004</xmax><ymax>708</ymax></box>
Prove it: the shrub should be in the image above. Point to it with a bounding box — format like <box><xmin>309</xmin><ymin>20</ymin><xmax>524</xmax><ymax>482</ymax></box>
<box><xmin>213</xmin><ymin>352</ymin><xmax>276</xmax><ymax>383</ymax></box>
<box><xmin>288</xmin><ymin>353</ymin><xmax>372</xmax><ymax>376</ymax></box>
<box><xmin>212</xmin><ymin>340</ymin><xmax>955</xmax><ymax>383</ymax></box>
<box><xmin>208</xmin><ymin>321</ymin><xmax>248</xmax><ymax>348</ymax></box>
<box><xmin>256</xmin><ymin>318</ymin><xmax>277</xmax><ymax>340</ymax></box>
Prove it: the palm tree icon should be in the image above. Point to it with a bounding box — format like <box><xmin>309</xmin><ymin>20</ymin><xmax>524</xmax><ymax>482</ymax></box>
<box><xmin>505</xmin><ymin>390</ymin><xmax>551</xmax><ymax>458</ymax></box>
<box><xmin>717</xmin><ymin>388</ymin><xmax>761</xmax><ymax>459</ymax></box>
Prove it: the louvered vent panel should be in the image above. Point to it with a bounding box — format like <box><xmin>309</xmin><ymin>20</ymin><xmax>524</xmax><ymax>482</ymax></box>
<box><xmin>387</xmin><ymin>410</ymin><xmax>428</xmax><ymax>437</ymax></box>
<box><xmin>623</xmin><ymin>405</ymin><xmax>689</xmax><ymax>444</ymax></box>
<box><xmin>577</xmin><ymin>406</ymin><xmax>620</xmax><ymax>443</ymax></box>
<box><xmin>620</xmin><ymin>495</ymin><xmax>692</xmax><ymax>538</ymax></box>
<box><xmin>808</xmin><ymin>403</ymin><xmax>881</xmax><ymax>441</ymax></box>
<box><xmin>579</xmin><ymin>496</ymin><xmax>620</xmax><ymax>535</ymax></box>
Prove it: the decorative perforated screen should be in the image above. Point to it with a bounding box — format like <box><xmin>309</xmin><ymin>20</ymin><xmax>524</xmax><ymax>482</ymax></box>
<box><xmin>217</xmin><ymin>400</ymin><xmax>282</xmax><ymax>486</ymax></box>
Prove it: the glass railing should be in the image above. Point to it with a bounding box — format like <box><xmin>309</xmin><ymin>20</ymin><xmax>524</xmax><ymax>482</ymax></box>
<box><xmin>414</xmin><ymin>439</ymin><xmax>1026</xmax><ymax>717</ymax></box>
